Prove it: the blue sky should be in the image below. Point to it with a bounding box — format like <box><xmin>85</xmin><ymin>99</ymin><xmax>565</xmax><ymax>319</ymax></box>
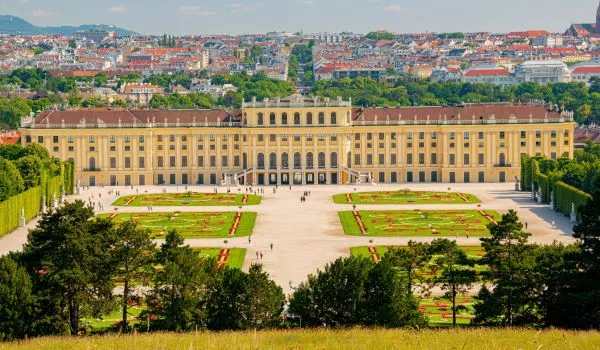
<box><xmin>2</xmin><ymin>0</ymin><xmax>599</xmax><ymax>35</ymax></box>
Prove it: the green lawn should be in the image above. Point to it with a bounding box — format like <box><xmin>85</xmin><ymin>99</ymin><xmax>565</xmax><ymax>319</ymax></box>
<box><xmin>98</xmin><ymin>212</ymin><xmax>256</xmax><ymax>238</ymax></box>
<box><xmin>333</xmin><ymin>191</ymin><xmax>480</xmax><ymax>205</ymax></box>
<box><xmin>195</xmin><ymin>247</ymin><xmax>247</xmax><ymax>269</ymax></box>
<box><xmin>339</xmin><ymin>210</ymin><xmax>501</xmax><ymax>237</ymax></box>
<box><xmin>113</xmin><ymin>192</ymin><xmax>261</xmax><ymax>206</ymax></box>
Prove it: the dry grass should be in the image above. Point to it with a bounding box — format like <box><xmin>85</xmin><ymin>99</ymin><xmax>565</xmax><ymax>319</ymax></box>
<box><xmin>1</xmin><ymin>328</ymin><xmax>598</xmax><ymax>350</ymax></box>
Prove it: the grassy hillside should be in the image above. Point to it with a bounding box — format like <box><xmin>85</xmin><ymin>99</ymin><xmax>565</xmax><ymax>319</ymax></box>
<box><xmin>1</xmin><ymin>328</ymin><xmax>598</xmax><ymax>350</ymax></box>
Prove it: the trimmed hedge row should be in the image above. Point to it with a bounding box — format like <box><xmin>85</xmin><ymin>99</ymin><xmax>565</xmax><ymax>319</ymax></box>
<box><xmin>555</xmin><ymin>181</ymin><xmax>592</xmax><ymax>220</ymax></box>
<box><xmin>537</xmin><ymin>173</ymin><xmax>550</xmax><ymax>204</ymax></box>
<box><xmin>0</xmin><ymin>159</ymin><xmax>75</xmax><ymax>238</ymax></box>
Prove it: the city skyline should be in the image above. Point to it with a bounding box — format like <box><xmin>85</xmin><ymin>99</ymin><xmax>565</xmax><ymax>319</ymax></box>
<box><xmin>1</xmin><ymin>0</ymin><xmax>598</xmax><ymax>36</ymax></box>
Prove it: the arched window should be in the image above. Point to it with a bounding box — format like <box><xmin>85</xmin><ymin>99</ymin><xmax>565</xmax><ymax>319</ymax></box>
<box><xmin>294</xmin><ymin>112</ymin><xmax>300</xmax><ymax>125</ymax></box>
<box><xmin>269</xmin><ymin>153</ymin><xmax>277</xmax><ymax>169</ymax></box>
<box><xmin>243</xmin><ymin>113</ymin><xmax>248</xmax><ymax>125</ymax></box>
<box><xmin>318</xmin><ymin>152</ymin><xmax>326</xmax><ymax>168</ymax></box>
<box><xmin>331</xmin><ymin>112</ymin><xmax>337</xmax><ymax>125</ymax></box>
<box><xmin>281</xmin><ymin>113</ymin><xmax>288</xmax><ymax>125</ymax></box>
<box><xmin>306</xmin><ymin>152</ymin><xmax>314</xmax><ymax>168</ymax></box>
<box><xmin>294</xmin><ymin>152</ymin><xmax>301</xmax><ymax>169</ymax></box>
<box><xmin>331</xmin><ymin>152</ymin><xmax>338</xmax><ymax>167</ymax></box>
<box><xmin>281</xmin><ymin>152</ymin><xmax>289</xmax><ymax>169</ymax></box>
<box><xmin>269</xmin><ymin>112</ymin><xmax>276</xmax><ymax>125</ymax></box>
<box><xmin>499</xmin><ymin>153</ymin><xmax>506</xmax><ymax>166</ymax></box>
<box><xmin>306</xmin><ymin>112</ymin><xmax>313</xmax><ymax>125</ymax></box>
<box><xmin>257</xmin><ymin>153</ymin><xmax>265</xmax><ymax>168</ymax></box>
<box><xmin>257</xmin><ymin>113</ymin><xmax>264</xmax><ymax>125</ymax></box>
<box><xmin>318</xmin><ymin>112</ymin><xmax>325</xmax><ymax>125</ymax></box>
<box><xmin>89</xmin><ymin>157</ymin><xmax>96</xmax><ymax>170</ymax></box>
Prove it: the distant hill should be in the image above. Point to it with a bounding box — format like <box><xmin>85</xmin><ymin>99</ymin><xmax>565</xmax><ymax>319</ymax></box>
<box><xmin>0</xmin><ymin>15</ymin><xmax>137</xmax><ymax>36</ymax></box>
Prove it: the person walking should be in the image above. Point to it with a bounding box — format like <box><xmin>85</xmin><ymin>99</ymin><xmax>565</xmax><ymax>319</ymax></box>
<box><xmin>260</xmin><ymin>251</ymin><xmax>263</xmax><ymax>260</ymax></box>
<box><xmin>270</xmin><ymin>243</ymin><xmax>273</xmax><ymax>251</ymax></box>
<box><xmin>248</xmin><ymin>236</ymin><xmax>251</xmax><ymax>244</ymax></box>
<box><xmin>256</xmin><ymin>251</ymin><xmax>259</xmax><ymax>260</ymax></box>
<box><xmin>525</xmin><ymin>222</ymin><xmax>528</xmax><ymax>229</ymax></box>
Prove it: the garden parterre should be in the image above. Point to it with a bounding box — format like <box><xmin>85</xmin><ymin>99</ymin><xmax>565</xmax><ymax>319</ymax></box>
<box><xmin>339</xmin><ymin>210</ymin><xmax>501</xmax><ymax>237</ymax></box>
<box><xmin>98</xmin><ymin>212</ymin><xmax>256</xmax><ymax>238</ymax></box>
<box><xmin>333</xmin><ymin>191</ymin><xmax>480</xmax><ymax>205</ymax></box>
<box><xmin>113</xmin><ymin>192</ymin><xmax>261</xmax><ymax>206</ymax></box>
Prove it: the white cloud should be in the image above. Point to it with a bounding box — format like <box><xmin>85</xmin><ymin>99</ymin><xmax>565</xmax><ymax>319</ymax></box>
<box><xmin>229</xmin><ymin>3</ymin><xmax>250</xmax><ymax>13</ymax></box>
<box><xmin>384</xmin><ymin>4</ymin><xmax>402</xmax><ymax>12</ymax></box>
<box><xmin>180</xmin><ymin>5</ymin><xmax>217</xmax><ymax>16</ymax></box>
<box><xmin>109</xmin><ymin>6</ymin><xmax>127</xmax><ymax>14</ymax></box>
<box><xmin>32</xmin><ymin>9</ymin><xmax>57</xmax><ymax>17</ymax></box>
<box><xmin>297</xmin><ymin>0</ymin><xmax>314</xmax><ymax>5</ymax></box>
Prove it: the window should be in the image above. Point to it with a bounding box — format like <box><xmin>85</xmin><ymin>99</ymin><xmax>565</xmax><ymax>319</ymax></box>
<box><xmin>367</xmin><ymin>133</ymin><xmax>373</xmax><ymax>141</ymax></box>
<box><xmin>521</xmin><ymin>131</ymin><xmax>526</xmax><ymax>138</ymax></box>
<box><xmin>158</xmin><ymin>156</ymin><xmax>164</xmax><ymax>168</ymax></box>
<box><xmin>210</xmin><ymin>156</ymin><xmax>216</xmax><ymax>167</ymax></box>
<box><xmin>379</xmin><ymin>133</ymin><xmax>385</xmax><ymax>141</ymax></box>
<box><xmin>294</xmin><ymin>134</ymin><xmax>301</xmax><ymax>142</ymax></box>
<box><xmin>270</xmin><ymin>134</ymin><xmax>276</xmax><ymax>142</ymax></box>
<box><xmin>464</xmin><ymin>132</ymin><xmax>470</xmax><ymax>139</ymax></box>
<box><xmin>139</xmin><ymin>135</ymin><xmax>145</xmax><ymax>143</ymax></box>
<box><xmin>197</xmin><ymin>135</ymin><xmax>203</xmax><ymax>142</ymax></box>
<box><xmin>281</xmin><ymin>134</ymin><xmax>288</xmax><ymax>141</ymax></box>
<box><xmin>182</xmin><ymin>156</ymin><xmax>188</xmax><ymax>167</ymax></box>
<box><xmin>331</xmin><ymin>134</ymin><xmax>337</xmax><ymax>141</ymax></box>
<box><xmin>234</xmin><ymin>155</ymin><xmax>240</xmax><ymax>167</ymax></box>
<box><xmin>139</xmin><ymin>157</ymin><xmax>145</xmax><ymax>169</ymax></box>
<box><xmin>110</xmin><ymin>157</ymin><xmax>116</xmax><ymax>169</ymax></box>
<box><xmin>221</xmin><ymin>135</ymin><xmax>227</xmax><ymax>141</ymax></box>
<box><xmin>169</xmin><ymin>156</ymin><xmax>176</xmax><ymax>167</ymax></box>
<box><xmin>89</xmin><ymin>136</ymin><xmax>95</xmax><ymax>143</ymax></box>
<box><xmin>258</xmin><ymin>113</ymin><xmax>264</xmax><ymax>125</ymax></box>
<box><xmin>551</xmin><ymin>130</ymin><xmax>557</xmax><ymax>138</ymax></box>
<box><xmin>157</xmin><ymin>135</ymin><xmax>163</xmax><ymax>142</ymax></box>
<box><xmin>431</xmin><ymin>132</ymin><xmax>437</xmax><ymax>139</ymax></box>
<box><xmin>282</xmin><ymin>153</ymin><xmax>289</xmax><ymax>168</ymax></box>
<box><xmin>330</xmin><ymin>112</ymin><xmax>337</xmax><ymax>124</ymax></box>
<box><xmin>318</xmin><ymin>112</ymin><xmax>325</xmax><ymax>125</ymax></box>
<box><xmin>257</xmin><ymin>134</ymin><xmax>264</xmax><ymax>142</ymax></box>
<box><xmin>68</xmin><ymin>136</ymin><xmax>74</xmax><ymax>143</ymax></box>
<box><xmin>53</xmin><ymin>136</ymin><xmax>59</xmax><ymax>143</ymax></box>
<box><xmin>407</xmin><ymin>153</ymin><xmax>413</xmax><ymax>165</ymax></box>
<box><xmin>294</xmin><ymin>152</ymin><xmax>301</xmax><ymax>168</ymax></box>
<box><xmin>449</xmin><ymin>154</ymin><xmax>455</xmax><ymax>165</ymax></box>
<box><xmin>431</xmin><ymin>153</ymin><xmax>437</xmax><ymax>165</ymax></box>
<box><xmin>379</xmin><ymin>154</ymin><xmax>385</xmax><ymax>165</ymax></box>
<box><xmin>499</xmin><ymin>131</ymin><xmax>505</xmax><ymax>139</ymax></box>
<box><xmin>124</xmin><ymin>157</ymin><xmax>131</xmax><ymax>169</ymax></box>
<box><xmin>269</xmin><ymin>112</ymin><xmax>275</xmax><ymax>125</ymax></box>
<box><xmin>110</xmin><ymin>135</ymin><xmax>116</xmax><ymax>143</ymax></box>
<box><xmin>257</xmin><ymin>153</ymin><xmax>265</xmax><ymax>168</ymax></box>
<box><xmin>307</xmin><ymin>112</ymin><xmax>313</xmax><ymax>125</ymax></box>
<box><xmin>366</xmin><ymin>154</ymin><xmax>373</xmax><ymax>165</ymax></box>
<box><xmin>463</xmin><ymin>154</ymin><xmax>470</xmax><ymax>165</ymax></box>
<box><xmin>536</xmin><ymin>131</ymin><xmax>541</xmax><ymax>138</ymax></box>
<box><xmin>407</xmin><ymin>132</ymin><xmax>413</xmax><ymax>140</ymax></box>
<box><xmin>318</xmin><ymin>134</ymin><xmax>325</xmax><ymax>141</ymax></box>
<box><xmin>294</xmin><ymin>112</ymin><xmax>300</xmax><ymax>125</ymax></box>
<box><xmin>306</xmin><ymin>153</ymin><xmax>313</xmax><ymax>167</ymax></box>
<box><xmin>449</xmin><ymin>132</ymin><xmax>455</xmax><ymax>140</ymax></box>
<box><xmin>354</xmin><ymin>154</ymin><xmax>361</xmax><ymax>166</ymax></box>
<box><xmin>419</xmin><ymin>153</ymin><xmax>425</xmax><ymax>165</ymax></box>
<box><xmin>37</xmin><ymin>136</ymin><xmax>43</xmax><ymax>143</ymax></box>
<box><xmin>478</xmin><ymin>132</ymin><xmax>484</xmax><ymax>140</ymax></box>
<box><xmin>391</xmin><ymin>154</ymin><xmax>397</xmax><ymax>165</ymax></box>
<box><xmin>306</xmin><ymin>134</ymin><xmax>313</xmax><ymax>141</ymax></box>
<box><xmin>478</xmin><ymin>171</ymin><xmax>485</xmax><ymax>183</ymax></box>
<box><xmin>282</xmin><ymin>113</ymin><xmax>288</xmax><ymax>125</ymax></box>
<box><xmin>391</xmin><ymin>132</ymin><xmax>397</xmax><ymax>140</ymax></box>
<box><xmin>355</xmin><ymin>133</ymin><xmax>361</xmax><ymax>141</ymax></box>
<box><xmin>419</xmin><ymin>132</ymin><xmax>425</xmax><ymax>140</ymax></box>
<box><xmin>198</xmin><ymin>156</ymin><xmax>204</xmax><ymax>167</ymax></box>
<box><xmin>221</xmin><ymin>156</ymin><xmax>228</xmax><ymax>167</ymax></box>
<box><xmin>478</xmin><ymin>153</ymin><xmax>484</xmax><ymax>165</ymax></box>
<box><xmin>331</xmin><ymin>152</ymin><xmax>338</xmax><ymax>167</ymax></box>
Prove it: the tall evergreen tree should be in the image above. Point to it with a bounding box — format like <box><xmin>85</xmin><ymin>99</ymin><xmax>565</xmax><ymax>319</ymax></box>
<box><xmin>0</xmin><ymin>256</ymin><xmax>33</xmax><ymax>340</ymax></box>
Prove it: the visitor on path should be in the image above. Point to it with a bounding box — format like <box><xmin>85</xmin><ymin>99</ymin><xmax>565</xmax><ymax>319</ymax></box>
<box><xmin>260</xmin><ymin>251</ymin><xmax>263</xmax><ymax>260</ymax></box>
<box><xmin>256</xmin><ymin>251</ymin><xmax>259</xmax><ymax>259</ymax></box>
<box><xmin>270</xmin><ymin>243</ymin><xmax>273</xmax><ymax>251</ymax></box>
<box><xmin>525</xmin><ymin>222</ymin><xmax>528</xmax><ymax>229</ymax></box>
<box><xmin>248</xmin><ymin>236</ymin><xmax>251</xmax><ymax>244</ymax></box>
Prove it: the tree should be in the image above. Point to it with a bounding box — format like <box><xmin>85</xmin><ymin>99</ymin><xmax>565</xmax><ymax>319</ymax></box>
<box><xmin>475</xmin><ymin>210</ymin><xmax>537</xmax><ymax>326</ymax></box>
<box><xmin>0</xmin><ymin>256</ymin><xmax>33</xmax><ymax>340</ymax></box>
<box><xmin>23</xmin><ymin>143</ymin><xmax>50</xmax><ymax>161</ymax></box>
<box><xmin>383</xmin><ymin>241</ymin><xmax>432</xmax><ymax>294</ymax></box>
<box><xmin>0</xmin><ymin>158</ymin><xmax>25</xmax><ymax>201</ymax></box>
<box><xmin>206</xmin><ymin>268</ymin><xmax>249</xmax><ymax>330</ymax></box>
<box><xmin>0</xmin><ymin>144</ymin><xmax>25</xmax><ymax>160</ymax></box>
<box><xmin>14</xmin><ymin>155</ymin><xmax>43</xmax><ymax>190</ymax></box>
<box><xmin>430</xmin><ymin>239</ymin><xmax>477</xmax><ymax>328</ymax></box>
<box><xmin>148</xmin><ymin>230</ymin><xmax>210</xmax><ymax>331</ymax></box>
<box><xmin>22</xmin><ymin>201</ymin><xmax>117</xmax><ymax>335</ymax></box>
<box><xmin>112</xmin><ymin>220</ymin><xmax>155</xmax><ymax>332</ymax></box>
<box><xmin>244</xmin><ymin>264</ymin><xmax>284</xmax><ymax>329</ymax></box>
<box><xmin>0</xmin><ymin>97</ymin><xmax>31</xmax><ymax>129</ymax></box>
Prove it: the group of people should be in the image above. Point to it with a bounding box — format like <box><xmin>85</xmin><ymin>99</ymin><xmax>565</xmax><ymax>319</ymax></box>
<box><xmin>300</xmin><ymin>190</ymin><xmax>311</xmax><ymax>203</ymax></box>
<box><xmin>251</xmin><ymin>241</ymin><xmax>274</xmax><ymax>261</ymax></box>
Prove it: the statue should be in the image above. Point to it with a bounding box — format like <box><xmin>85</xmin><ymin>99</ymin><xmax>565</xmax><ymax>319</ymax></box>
<box><xmin>570</xmin><ymin>203</ymin><xmax>577</xmax><ymax>223</ymax></box>
<box><xmin>41</xmin><ymin>196</ymin><xmax>47</xmax><ymax>213</ymax></box>
<box><xmin>515</xmin><ymin>177</ymin><xmax>520</xmax><ymax>191</ymax></box>
<box><xmin>19</xmin><ymin>208</ymin><xmax>25</xmax><ymax>227</ymax></box>
<box><xmin>76</xmin><ymin>179</ymin><xmax>81</xmax><ymax>195</ymax></box>
<box><xmin>537</xmin><ymin>190</ymin><xmax>542</xmax><ymax>204</ymax></box>
<box><xmin>549</xmin><ymin>190</ymin><xmax>554</xmax><ymax>209</ymax></box>
<box><xmin>52</xmin><ymin>193</ymin><xmax>58</xmax><ymax>208</ymax></box>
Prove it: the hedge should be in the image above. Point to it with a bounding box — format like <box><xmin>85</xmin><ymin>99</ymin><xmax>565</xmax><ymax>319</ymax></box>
<box><xmin>554</xmin><ymin>181</ymin><xmax>592</xmax><ymax>220</ymax></box>
<box><xmin>0</xmin><ymin>186</ymin><xmax>41</xmax><ymax>238</ymax></box>
<box><xmin>537</xmin><ymin>173</ymin><xmax>550</xmax><ymax>204</ymax></box>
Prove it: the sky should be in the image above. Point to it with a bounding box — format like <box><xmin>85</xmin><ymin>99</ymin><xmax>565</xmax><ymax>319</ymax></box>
<box><xmin>1</xmin><ymin>0</ymin><xmax>599</xmax><ymax>35</ymax></box>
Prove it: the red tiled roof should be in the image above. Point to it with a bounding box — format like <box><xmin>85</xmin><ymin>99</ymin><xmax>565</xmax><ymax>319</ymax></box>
<box><xmin>464</xmin><ymin>68</ymin><xmax>511</xmax><ymax>77</ymax></box>
<box><xmin>571</xmin><ymin>66</ymin><xmax>600</xmax><ymax>74</ymax></box>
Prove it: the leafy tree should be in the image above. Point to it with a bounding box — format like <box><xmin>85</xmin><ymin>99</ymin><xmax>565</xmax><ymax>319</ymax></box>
<box><xmin>0</xmin><ymin>97</ymin><xmax>32</xmax><ymax>129</ymax></box>
<box><xmin>0</xmin><ymin>144</ymin><xmax>25</xmax><ymax>160</ymax></box>
<box><xmin>22</xmin><ymin>201</ymin><xmax>117</xmax><ymax>335</ymax></box>
<box><xmin>112</xmin><ymin>220</ymin><xmax>155</xmax><ymax>332</ymax></box>
<box><xmin>14</xmin><ymin>155</ymin><xmax>43</xmax><ymax>190</ymax></box>
<box><xmin>0</xmin><ymin>158</ymin><xmax>25</xmax><ymax>201</ymax></box>
<box><xmin>364</xmin><ymin>31</ymin><xmax>395</xmax><ymax>40</ymax></box>
<box><xmin>475</xmin><ymin>210</ymin><xmax>537</xmax><ymax>326</ymax></box>
<box><xmin>245</xmin><ymin>264</ymin><xmax>284</xmax><ymax>329</ymax></box>
<box><xmin>23</xmin><ymin>143</ymin><xmax>50</xmax><ymax>161</ymax></box>
<box><xmin>430</xmin><ymin>239</ymin><xmax>478</xmax><ymax>328</ymax></box>
<box><xmin>148</xmin><ymin>230</ymin><xmax>210</xmax><ymax>331</ymax></box>
<box><xmin>0</xmin><ymin>256</ymin><xmax>33</xmax><ymax>340</ymax></box>
<box><xmin>384</xmin><ymin>241</ymin><xmax>432</xmax><ymax>294</ymax></box>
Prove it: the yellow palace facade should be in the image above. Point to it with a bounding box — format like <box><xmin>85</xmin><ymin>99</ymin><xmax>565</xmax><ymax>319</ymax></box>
<box><xmin>19</xmin><ymin>94</ymin><xmax>575</xmax><ymax>187</ymax></box>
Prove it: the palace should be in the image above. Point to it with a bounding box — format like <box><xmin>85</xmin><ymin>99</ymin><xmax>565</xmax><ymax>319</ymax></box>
<box><xmin>19</xmin><ymin>94</ymin><xmax>574</xmax><ymax>187</ymax></box>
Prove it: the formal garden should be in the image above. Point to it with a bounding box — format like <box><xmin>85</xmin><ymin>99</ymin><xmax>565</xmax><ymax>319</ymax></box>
<box><xmin>98</xmin><ymin>212</ymin><xmax>256</xmax><ymax>238</ymax></box>
<box><xmin>339</xmin><ymin>210</ymin><xmax>500</xmax><ymax>236</ymax></box>
<box><xmin>333</xmin><ymin>190</ymin><xmax>480</xmax><ymax>205</ymax></box>
<box><xmin>113</xmin><ymin>192</ymin><xmax>261</xmax><ymax>206</ymax></box>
